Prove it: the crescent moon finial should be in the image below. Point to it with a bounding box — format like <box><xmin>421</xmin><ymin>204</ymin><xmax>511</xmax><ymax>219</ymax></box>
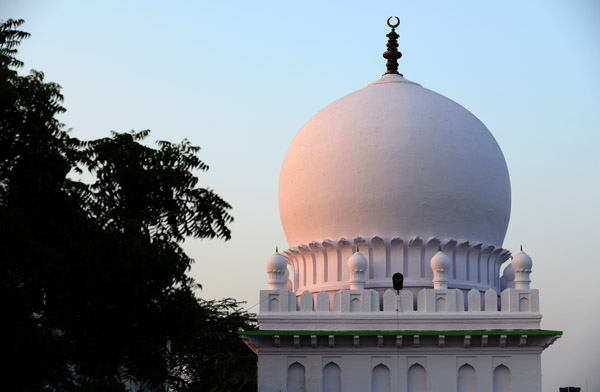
<box><xmin>387</xmin><ymin>16</ymin><xmax>400</xmax><ymax>29</ymax></box>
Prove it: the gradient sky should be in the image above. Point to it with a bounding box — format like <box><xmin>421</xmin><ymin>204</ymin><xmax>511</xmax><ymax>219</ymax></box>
<box><xmin>3</xmin><ymin>1</ymin><xmax>599</xmax><ymax>390</ymax></box>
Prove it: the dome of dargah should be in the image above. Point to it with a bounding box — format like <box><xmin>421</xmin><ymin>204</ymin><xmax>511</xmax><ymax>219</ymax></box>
<box><xmin>278</xmin><ymin>19</ymin><xmax>511</xmax><ymax>294</ymax></box>
<box><xmin>279</xmin><ymin>74</ymin><xmax>511</xmax><ymax>247</ymax></box>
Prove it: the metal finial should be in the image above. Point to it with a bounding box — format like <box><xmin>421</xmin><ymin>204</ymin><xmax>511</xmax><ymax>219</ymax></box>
<box><xmin>383</xmin><ymin>16</ymin><xmax>403</xmax><ymax>76</ymax></box>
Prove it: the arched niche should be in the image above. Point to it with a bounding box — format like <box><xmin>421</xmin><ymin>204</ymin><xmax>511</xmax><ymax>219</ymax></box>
<box><xmin>338</xmin><ymin>238</ymin><xmax>354</xmax><ymax>284</ymax></box>
<box><xmin>455</xmin><ymin>241</ymin><xmax>470</xmax><ymax>281</ymax></box>
<box><xmin>268</xmin><ymin>297</ymin><xmax>279</xmax><ymax>312</ymax></box>
<box><xmin>323</xmin><ymin>240</ymin><xmax>341</xmax><ymax>282</ymax></box>
<box><xmin>435</xmin><ymin>295</ymin><xmax>447</xmax><ymax>312</ymax></box>
<box><xmin>519</xmin><ymin>296</ymin><xmax>530</xmax><ymax>312</ymax></box>
<box><xmin>322</xmin><ymin>362</ymin><xmax>341</xmax><ymax>392</ymax></box>
<box><xmin>407</xmin><ymin>363</ymin><xmax>426</xmax><ymax>392</ymax></box>
<box><xmin>299</xmin><ymin>245</ymin><xmax>316</xmax><ymax>286</ymax></box>
<box><xmin>493</xmin><ymin>364</ymin><xmax>511</xmax><ymax>392</ymax></box>
<box><xmin>371</xmin><ymin>236</ymin><xmax>387</xmax><ymax>279</ymax></box>
<box><xmin>309</xmin><ymin>241</ymin><xmax>326</xmax><ymax>284</ymax></box>
<box><xmin>468</xmin><ymin>243</ymin><xmax>482</xmax><ymax>284</ymax></box>
<box><xmin>287</xmin><ymin>362</ymin><xmax>306</xmax><ymax>392</ymax></box>
<box><xmin>457</xmin><ymin>364</ymin><xmax>477</xmax><ymax>392</ymax></box>
<box><xmin>390</xmin><ymin>237</ymin><xmax>405</xmax><ymax>276</ymax></box>
<box><xmin>407</xmin><ymin>237</ymin><xmax>423</xmax><ymax>279</ymax></box>
<box><xmin>372</xmin><ymin>364</ymin><xmax>390</xmax><ymax>392</ymax></box>
<box><xmin>424</xmin><ymin>238</ymin><xmax>440</xmax><ymax>281</ymax></box>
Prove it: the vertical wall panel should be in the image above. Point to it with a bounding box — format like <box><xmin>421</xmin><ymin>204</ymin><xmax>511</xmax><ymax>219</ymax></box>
<box><xmin>287</xmin><ymin>362</ymin><xmax>306</xmax><ymax>392</ymax></box>
<box><xmin>493</xmin><ymin>365</ymin><xmax>511</xmax><ymax>392</ymax></box>
<box><xmin>372</xmin><ymin>364</ymin><xmax>391</xmax><ymax>392</ymax></box>
<box><xmin>457</xmin><ymin>364</ymin><xmax>477</xmax><ymax>392</ymax></box>
<box><xmin>407</xmin><ymin>364</ymin><xmax>426</xmax><ymax>392</ymax></box>
<box><xmin>322</xmin><ymin>362</ymin><xmax>341</xmax><ymax>392</ymax></box>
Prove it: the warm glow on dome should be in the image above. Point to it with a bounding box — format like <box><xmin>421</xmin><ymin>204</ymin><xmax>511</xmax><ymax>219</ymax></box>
<box><xmin>279</xmin><ymin>74</ymin><xmax>511</xmax><ymax>250</ymax></box>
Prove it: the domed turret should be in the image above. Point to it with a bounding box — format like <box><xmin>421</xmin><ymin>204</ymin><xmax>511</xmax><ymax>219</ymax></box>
<box><xmin>501</xmin><ymin>263</ymin><xmax>515</xmax><ymax>290</ymax></box>
<box><xmin>512</xmin><ymin>247</ymin><xmax>533</xmax><ymax>289</ymax></box>
<box><xmin>266</xmin><ymin>250</ymin><xmax>287</xmax><ymax>290</ymax></box>
<box><xmin>348</xmin><ymin>250</ymin><xmax>368</xmax><ymax>290</ymax></box>
<box><xmin>431</xmin><ymin>249</ymin><xmax>451</xmax><ymax>289</ymax></box>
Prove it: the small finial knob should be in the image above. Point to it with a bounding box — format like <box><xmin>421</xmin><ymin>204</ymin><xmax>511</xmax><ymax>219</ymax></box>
<box><xmin>383</xmin><ymin>16</ymin><xmax>403</xmax><ymax>76</ymax></box>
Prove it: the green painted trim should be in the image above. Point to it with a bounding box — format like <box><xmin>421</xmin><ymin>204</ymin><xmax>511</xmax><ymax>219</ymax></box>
<box><xmin>239</xmin><ymin>330</ymin><xmax>563</xmax><ymax>337</ymax></box>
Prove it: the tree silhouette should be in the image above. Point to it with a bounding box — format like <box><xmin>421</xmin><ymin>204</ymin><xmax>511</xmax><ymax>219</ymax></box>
<box><xmin>0</xmin><ymin>19</ymin><xmax>256</xmax><ymax>391</ymax></box>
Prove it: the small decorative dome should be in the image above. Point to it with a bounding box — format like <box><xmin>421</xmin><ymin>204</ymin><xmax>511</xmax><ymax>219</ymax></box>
<box><xmin>266</xmin><ymin>251</ymin><xmax>288</xmax><ymax>290</ymax></box>
<box><xmin>512</xmin><ymin>250</ymin><xmax>533</xmax><ymax>271</ymax></box>
<box><xmin>511</xmin><ymin>248</ymin><xmax>533</xmax><ymax>289</ymax></box>
<box><xmin>348</xmin><ymin>251</ymin><xmax>368</xmax><ymax>272</ymax></box>
<box><xmin>348</xmin><ymin>251</ymin><xmax>368</xmax><ymax>290</ymax></box>
<box><xmin>500</xmin><ymin>263</ymin><xmax>515</xmax><ymax>290</ymax></box>
<box><xmin>431</xmin><ymin>250</ymin><xmax>451</xmax><ymax>271</ymax></box>
<box><xmin>431</xmin><ymin>250</ymin><xmax>451</xmax><ymax>289</ymax></box>
<box><xmin>267</xmin><ymin>251</ymin><xmax>287</xmax><ymax>272</ymax></box>
<box><xmin>502</xmin><ymin>263</ymin><xmax>515</xmax><ymax>282</ymax></box>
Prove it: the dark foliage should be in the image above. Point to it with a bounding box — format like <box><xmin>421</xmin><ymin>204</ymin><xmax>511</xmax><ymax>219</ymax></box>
<box><xmin>0</xmin><ymin>19</ymin><xmax>256</xmax><ymax>391</ymax></box>
<box><xmin>168</xmin><ymin>298</ymin><xmax>258</xmax><ymax>392</ymax></box>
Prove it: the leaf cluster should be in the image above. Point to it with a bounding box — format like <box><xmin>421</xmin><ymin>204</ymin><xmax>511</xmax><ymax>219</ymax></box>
<box><xmin>77</xmin><ymin>131</ymin><xmax>232</xmax><ymax>242</ymax></box>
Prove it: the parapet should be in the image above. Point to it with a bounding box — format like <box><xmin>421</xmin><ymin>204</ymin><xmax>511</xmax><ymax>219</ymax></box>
<box><xmin>258</xmin><ymin>287</ymin><xmax>541</xmax><ymax>332</ymax></box>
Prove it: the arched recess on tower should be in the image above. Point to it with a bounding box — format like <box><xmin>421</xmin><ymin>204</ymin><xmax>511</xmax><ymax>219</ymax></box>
<box><xmin>457</xmin><ymin>363</ymin><xmax>477</xmax><ymax>392</ymax></box>
<box><xmin>372</xmin><ymin>363</ymin><xmax>391</xmax><ymax>392</ymax></box>
<box><xmin>407</xmin><ymin>363</ymin><xmax>426</xmax><ymax>392</ymax></box>
<box><xmin>322</xmin><ymin>362</ymin><xmax>341</xmax><ymax>392</ymax></box>
<box><xmin>286</xmin><ymin>362</ymin><xmax>306</xmax><ymax>392</ymax></box>
<box><xmin>493</xmin><ymin>364</ymin><xmax>511</xmax><ymax>392</ymax></box>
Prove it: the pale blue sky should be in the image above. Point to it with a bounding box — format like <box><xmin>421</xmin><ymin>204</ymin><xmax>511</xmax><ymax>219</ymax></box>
<box><xmin>3</xmin><ymin>1</ymin><xmax>599</xmax><ymax>390</ymax></box>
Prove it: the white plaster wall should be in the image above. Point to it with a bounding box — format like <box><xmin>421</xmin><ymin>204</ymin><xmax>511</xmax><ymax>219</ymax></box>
<box><xmin>257</xmin><ymin>348</ymin><xmax>542</xmax><ymax>392</ymax></box>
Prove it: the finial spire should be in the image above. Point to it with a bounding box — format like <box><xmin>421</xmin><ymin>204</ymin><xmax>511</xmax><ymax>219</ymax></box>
<box><xmin>383</xmin><ymin>16</ymin><xmax>403</xmax><ymax>76</ymax></box>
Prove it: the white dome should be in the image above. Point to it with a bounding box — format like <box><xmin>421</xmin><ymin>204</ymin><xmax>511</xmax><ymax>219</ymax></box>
<box><xmin>266</xmin><ymin>252</ymin><xmax>287</xmax><ymax>273</ymax></box>
<box><xmin>512</xmin><ymin>251</ymin><xmax>532</xmax><ymax>271</ymax></box>
<box><xmin>347</xmin><ymin>251</ymin><xmax>368</xmax><ymax>290</ymax></box>
<box><xmin>431</xmin><ymin>250</ymin><xmax>451</xmax><ymax>272</ymax></box>
<box><xmin>348</xmin><ymin>251</ymin><xmax>368</xmax><ymax>272</ymax></box>
<box><xmin>502</xmin><ymin>264</ymin><xmax>515</xmax><ymax>282</ymax></box>
<box><xmin>279</xmin><ymin>74</ymin><xmax>511</xmax><ymax>249</ymax></box>
<box><xmin>266</xmin><ymin>251</ymin><xmax>288</xmax><ymax>290</ymax></box>
<box><xmin>431</xmin><ymin>250</ymin><xmax>452</xmax><ymax>289</ymax></box>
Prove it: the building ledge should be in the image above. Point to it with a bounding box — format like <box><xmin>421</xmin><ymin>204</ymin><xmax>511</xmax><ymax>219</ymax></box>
<box><xmin>239</xmin><ymin>329</ymin><xmax>562</xmax><ymax>336</ymax></box>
